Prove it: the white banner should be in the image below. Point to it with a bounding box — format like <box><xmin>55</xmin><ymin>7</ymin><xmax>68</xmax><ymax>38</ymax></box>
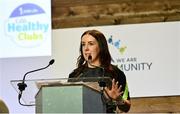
<box><xmin>53</xmin><ymin>21</ymin><xmax>180</xmax><ymax>97</ymax></box>
<box><xmin>0</xmin><ymin>0</ymin><xmax>51</xmax><ymax>58</ymax></box>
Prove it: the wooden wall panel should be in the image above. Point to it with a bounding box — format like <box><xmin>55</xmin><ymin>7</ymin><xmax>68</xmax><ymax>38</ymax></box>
<box><xmin>130</xmin><ymin>96</ymin><xmax>180</xmax><ymax>113</ymax></box>
<box><xmin>52</xmin><ymin>0</ymin><xmax>180</xmax><ymax>28</ymax></box>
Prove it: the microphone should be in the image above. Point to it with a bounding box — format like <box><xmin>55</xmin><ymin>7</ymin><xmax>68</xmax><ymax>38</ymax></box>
<box><xmin>17</xmin><ymin>59</ymin><xmax>55</xmax><ymax>106</ymax></box>
<box><xmin>87</xmin><ymin>56</ymin><xmax>109</xmax><ymax>106</ymax></box>
<box><xmin>87</xmin><ymin>55</ymin><xmax>106</xmax><ymax>87</ymax></box>
<box><xmin>87</xmin><ymin>55</ymin><xmax>104</xmax><ymax>76</ymax></box>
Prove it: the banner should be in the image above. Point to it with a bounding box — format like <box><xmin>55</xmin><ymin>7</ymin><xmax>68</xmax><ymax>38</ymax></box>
<box><xmin>53</xmin><ymin>21</ymin><xmax>180</xmax><ymax>97</ymax></box>
<box><xmin>0</xmin><ymin>0</ymin><xmax>51</xmax><ymax>58</ymax></box>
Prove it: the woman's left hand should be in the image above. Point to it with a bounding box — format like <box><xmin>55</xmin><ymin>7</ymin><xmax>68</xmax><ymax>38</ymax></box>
<box><xmin>104</xmin><ymin>78</ymin><xmax>123</xmax><ymax>100</ymax></box>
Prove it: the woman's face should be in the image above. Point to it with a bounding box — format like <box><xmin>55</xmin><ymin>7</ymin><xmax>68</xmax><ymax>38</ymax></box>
<box><xmin>81</xmin><ymin>34</ymin><xmax>100</xmax><ymax>66</ymax></box>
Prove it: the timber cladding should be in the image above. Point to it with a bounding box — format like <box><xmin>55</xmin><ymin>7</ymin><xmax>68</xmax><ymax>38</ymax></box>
<box><xmin>52</xmin><ymin>0</ymin><xmax>180</xmax><ymax>29</ymax></box>
<box><xmin>130</xmin><ymin>96</ymin><xmax>180</xmax><ymax>113</ymax></box>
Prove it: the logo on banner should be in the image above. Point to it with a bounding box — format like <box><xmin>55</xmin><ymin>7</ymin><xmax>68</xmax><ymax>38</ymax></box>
<box><xmin>5</xmin><ymin>3</ymin><xmax>50</xmax><ymax>47</ymax></box>
<box><xmin>108</xmin><ymin>35</ymin><xmax>152</xmax><ymax>72</ymax></box>
<box><xmin>108</xmin><ymin>35</ymin><xmax>127</xmax><ymax>55</ymax></box>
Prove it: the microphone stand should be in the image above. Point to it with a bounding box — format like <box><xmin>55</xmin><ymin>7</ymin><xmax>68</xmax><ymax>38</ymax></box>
<box><xmin>87</xmin><ymin>56</ymin><xmax>113</xmax><ymax>110</ymax></box>
<box><xmin>87</xmin><ymin>56</ymin><xmax>109</xmax><ymax>105</ymax></box>
<box><xmin>17</xmin><ymin>59</ymin><xmax>54</xmax><ymax>106</ymax></box>
<box><xmin>87</xmin><ymin>56</ymin><xmax>106</xmax><ymax>88</ymax></box>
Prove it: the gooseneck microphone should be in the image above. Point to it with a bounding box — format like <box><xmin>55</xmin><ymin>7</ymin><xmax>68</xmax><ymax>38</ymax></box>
<box><xmin>17</xmin><ymin>59</ymin><xmax>55</xmax><ymax>106</ymax></box>
<box><xmin>87</xmin><ymin>56</ymin><xmax>110</xmax><ymax>106</ymax></box>
<box><xmin>87</xmin><ymin>55</ymin><xmax>106</xmax><ymax>87</ymax></box>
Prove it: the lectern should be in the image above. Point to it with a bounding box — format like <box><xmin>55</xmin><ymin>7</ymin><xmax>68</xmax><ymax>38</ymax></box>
<box><xmin>35</xmin><ymin>83</ymin><xmax>106</xmax><ymax>113</ymax></box>
<box><xmin>10</xmin><ymin>77</ymin><xmax>111</xmax><ymax>113</ymax></box>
